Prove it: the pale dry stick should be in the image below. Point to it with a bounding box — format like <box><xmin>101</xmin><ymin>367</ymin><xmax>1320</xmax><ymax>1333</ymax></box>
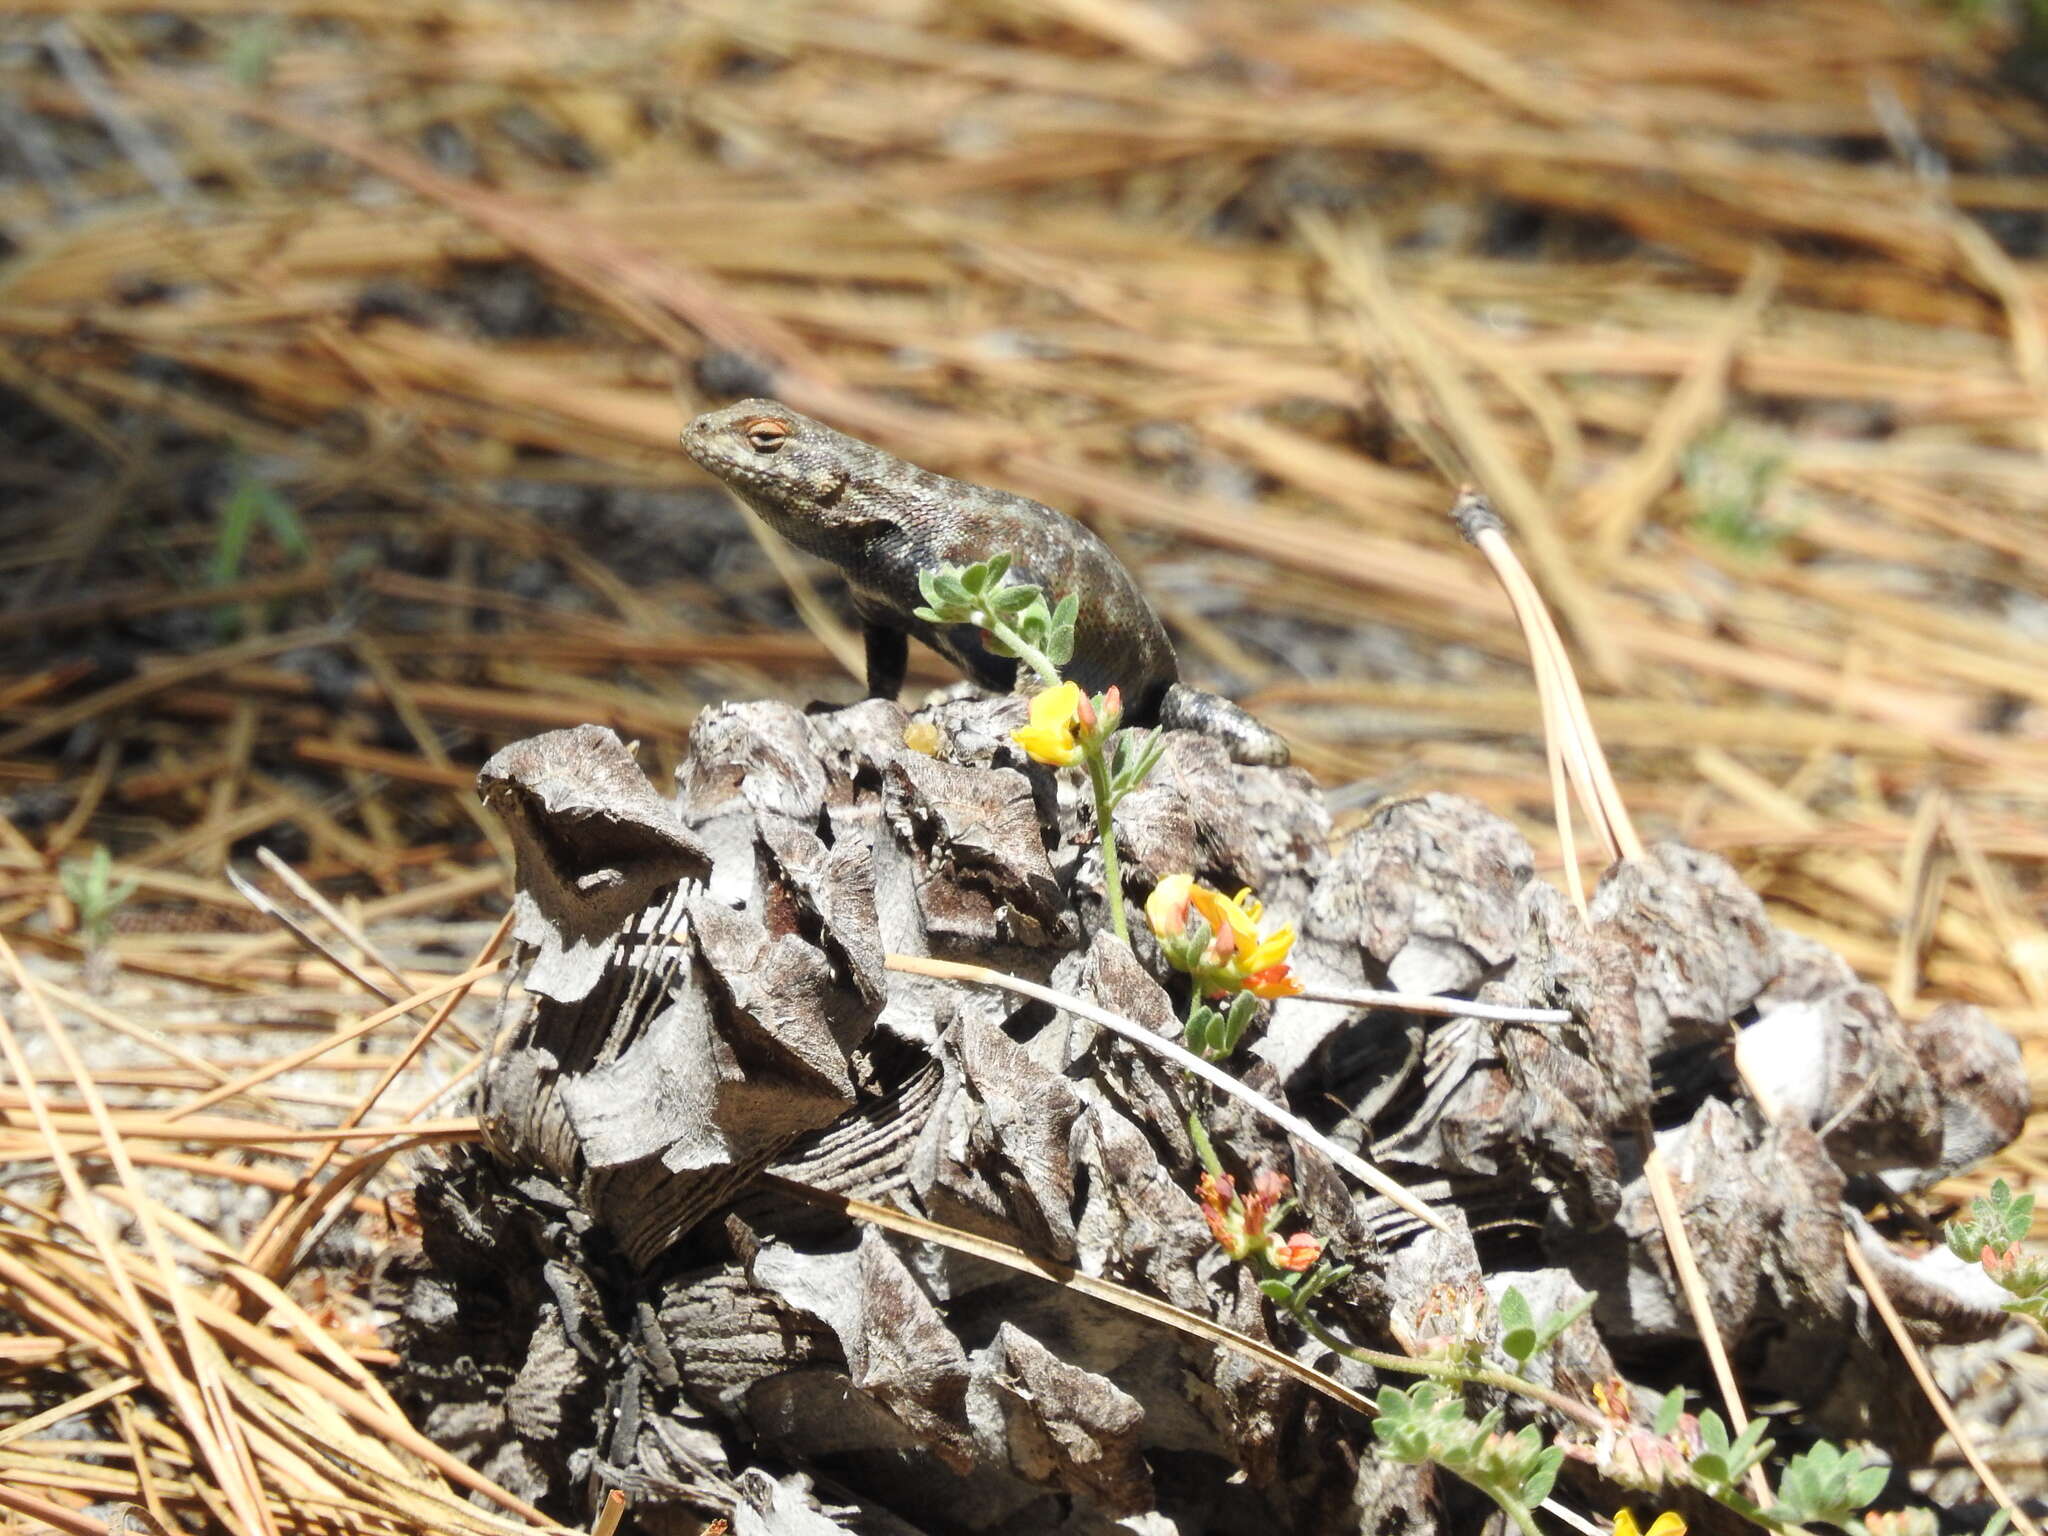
<box><xmin>254</xmin><ymin>846</ymin><xmax>420</xmax><ymax>996</ymax></box>
<box><xmin>1457</xmin><ymin>497</ymin><xmax>1640</xmax><ymax>861</ymax></box>
<box><xmin>31</xmin><ymin>975</ymin><xmax>287</xmax><ymax>1113</ymax></box>
<box><xmin>0</xmin><ymin>1481</ymin><xmax>107</xmax><ymax>1536</ymax></box>
<box><xmin>211</xmin><ymin>864</ymin><xmax>505</xmax><ymax>966</ymax></box>
<box><xmin>1289</xmin><ymin>985</ymin><xmax>1570</xmax><ymax>1025</ymax></box>
<box><xmin>106</xmin><ymin>1191</ymin><xmax>418</xmax><ymax>1433</ymax></box>
<box><xmin>161</xmin><ymin>958</ymin><xmax>502</xmax><ymax>1123</ymax></box>
<box><xmin>1944</xmin><ymin>803</ymin><xmax>2048</xmax><ymax>1012</ymax></box>
<box><xmin>113</xmin><ymin>1388</ymin><xmax>173</xmax><ymax>1534</ymax></box>
<box><xmin>75</xmin><ymin>1213</ymin><xmax>561</xmax><ymax>1531</ymax></box>
<box><xmin>885</xmin><ymin>953</ymin><xmax>1449</xmax><ymax>1233</ymax></box>
<box><xmin>1586</xmin><ymin>250</ymin><xmax>1780</xmax><ymax>564</ymax></box>
<box><xmin>0</xmin><ymin>623</ymin><xmax>343</xmax><ymax>760</ymax></box>
<box><xmin>762</xmin><ymin>1173</ymin><xmax>1378</xmax><ymax>1416</ymax></box>
<box><xmin>1467</xmin><ymin>492</ymin><xmax>2036</xmax><ymax>1529</ymax></box>
<box><xmin>352</xmin><ymin>634</ymin><xmax>516</xmax><ymax>867</ymax></box>
<box><xmin>0</xmin><ymin>933</ymin><xmax>277</xmax><ymax>1536</ymax></box>
<box><xmin>1888</xmin><ymin>789</ymin><xmax>1946</xmax><ymax>1012</ymax></box>
<box><xmin>1453</xmin><ymin>492</ymin><xmax>1594</xmax><ymax>915</ymax></box>
<box><xmin>243</xmin><ymin>908</ymin><xmax>514</xmax><ymax>1279</ymax></box>
<box><xmin>200</xmin><ymin>700</ymin><xmax>261</xmax><ymax>878</ymax></box>
<box><xmin>1454</xmin><ymin>491</ymin><xmax>1784</xmax><ymax>1508</ymax></box>
<box><xmin>592</xmin><ymin>1489</ymin><xmax>629</xmax><ymax>1536</ymax></box>
<box><xmin>766</xmin><ymin>1172</ymin><xmax>1614</xmax><ymax>1441</ymax></box>
<box><xmin>226</xmin><ymin>865</ymin><xmax>403</xmax><ymax>1007</ymax></box>
<box><xmin>1297</xmin><ymin>210</ymin><xmax>1629</xmax><ymax>688</ymax></box>
<box><xmin>0</xmin><ymin>1376</ymin><xmax>142</xmax><ymax>1450</ymax></box>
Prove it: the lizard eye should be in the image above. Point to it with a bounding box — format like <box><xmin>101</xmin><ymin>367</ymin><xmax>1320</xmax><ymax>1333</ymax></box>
<box><xmin>741</xmin><ymin>418</ymin><xmax>791</xmax><ymax>453</ymax></box>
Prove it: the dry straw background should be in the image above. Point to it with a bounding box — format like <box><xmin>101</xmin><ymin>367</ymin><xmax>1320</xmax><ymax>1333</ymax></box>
<box><xmin>2</xmin><ymin>0</ymin><xmax>2048</xmax><ymax>1530</ymax></box>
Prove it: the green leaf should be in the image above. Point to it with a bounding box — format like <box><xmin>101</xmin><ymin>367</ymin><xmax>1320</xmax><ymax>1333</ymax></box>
<box><xmin>1849</xmin><ymin>1464</ymin><xmax>1888</xmax><ymax>1505</ymax></box>
<box><xmin>912</xmin><ymin>605</ymin><xmax>946</xmax><ymax>625</ymax></box>
<box><xmin>1945</xmin><ymin>1220</ymin><xmax>1987</xmax><ymax>1265</ymax></box>
<box><xmin>1045</xmin><ymin>623</ymin><xmax>1075</xmax><ymax>666</ymax></box>
<box><xmin>1497</xmin><ymin>1287</ymin><xmax>1533</xmax><ymax>1337</ymax></box>
<box><xmin>987</xmin><ymin>582</ymin><xmax>1041</xmax><ymax>616</ymax></box>
<box><xmin>1257</xmin><ymin>1278</ymin><xmax>1296</xmax><ymax>1305</ymax></box>
<box><xmin>1522</xmin><ymin>1445</ymin><xmax>1563</xmax><ymax>1505</ymax></box>
<box><xmin>1654</xmin><ymin>1386</ymin><xmax>1685</xmax><ymax>1436</ymax></box>
<box><xmin>1529</xmin><ymin>1289</ymin><xmax>1597</xmax><ymax>1356</ymax></box>
<box><xmin>1699</xmin><ymin>1410</ymin><xmax>1729</xmax><ymax>1456</ymax></box>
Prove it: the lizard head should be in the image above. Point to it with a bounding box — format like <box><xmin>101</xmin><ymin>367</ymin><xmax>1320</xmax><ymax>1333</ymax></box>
<box><xmin>681</xmin><ymin>399</ymin><xmax>884</xmax><ymax>543</ymax></box>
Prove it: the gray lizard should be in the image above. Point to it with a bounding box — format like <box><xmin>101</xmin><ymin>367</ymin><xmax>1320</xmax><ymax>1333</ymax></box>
<box><xmin>681</xmin><ymin>399</ymin><xmax>1289</xmax><ymax>766</ymax></box>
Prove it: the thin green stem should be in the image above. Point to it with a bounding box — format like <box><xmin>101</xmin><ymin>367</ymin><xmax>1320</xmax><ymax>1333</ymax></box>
<box><xmin>979</xmin><ymin>612</ymin><xmax>1062</xmax><ymax>688</ymax></box>
<box><xmin>1187</xmin><ymin>1108</ymin><xmax>1227</xmax><ymax>1182</ymax></box>
<box><xmin>1487</xmin><ymin>1487</ymin><xmax>1544</xmax><ymax>1536</ymax></box>
<box><xmin>1083</xmin><ymin>740</ymin><xmax>1130</xmax><ymax>945</ymax></box>
<box><xmin>1292</xmin><ymin>1311</ymin><xmax>1607</xmax><ymax>1432</ymax></box>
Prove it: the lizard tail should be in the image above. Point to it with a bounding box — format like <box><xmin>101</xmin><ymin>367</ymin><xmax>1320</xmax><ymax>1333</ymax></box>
<box><xmin>1159</xmin><ymin>683</ymin><xmax>1291</xmax><ymax>767</ymax></box>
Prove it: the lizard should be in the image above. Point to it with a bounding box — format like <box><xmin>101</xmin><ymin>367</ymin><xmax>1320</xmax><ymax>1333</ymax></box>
<box><xmin>681</xmin><ymin>398</ymin><xmax>1290</xmax><ymax>766</ymax></box>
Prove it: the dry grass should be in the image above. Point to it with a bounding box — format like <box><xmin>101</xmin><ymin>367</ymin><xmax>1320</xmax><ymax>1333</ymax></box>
<box><xmin>2</xmin><ymin>0</ymin><xmax>2047</xmax><ymax>1530</ymax></box>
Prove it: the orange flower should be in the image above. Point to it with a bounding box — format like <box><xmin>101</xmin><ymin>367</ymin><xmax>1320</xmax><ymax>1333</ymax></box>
<box><xmin>1268</xmin><ymin>1233</ymin><xmax>1323</xmax><ymax>1271</ymax></box>
<box><xmin>1196</xmin><ymin>1172</ymin><xmax>1239</xmax><ymax>1253</ymax></box>
<box><xmin>1196</xmin><ymin>1167</ymin><xmax>1325</xmax><ymax>1274</ymax></box>
<box><xmin>1148</xmin><ymin>874</ymin><xmax>1304</xmax><ymax>999</ymax></box>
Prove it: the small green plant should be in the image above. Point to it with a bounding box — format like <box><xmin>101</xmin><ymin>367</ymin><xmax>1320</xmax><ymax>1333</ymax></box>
<box><xmin>1371</xmin><ymin>1382</ymin><xmax>1562</xmax><ymax>1536</ymax></box>
<box><xmin>1768</xmin><ymin>1441</ymin><xmax>1890</xmax><ymax>1529</ymax></box>
<box><xmin>212</xmin><ymin>465</ymin><xmax>311</xmax><ymax>637</ymax></box>
<box><xmin>60</xmin><ymin>846</ymin><xmax>138</xmax><ymax>950</ymax></box>
<box><xmin>1687</xmin><ymin>1408</ymin><xmax>1775</xmax><ymax>1503</ymax></box>
<box><xmin>1181</xmin><ymin>990</ymin><xmax>1259</xmax><ymax>1064</ymax></box>
<box><xmin>914</xmin><ymin>554</ymin><xmax>1076</xmax><ymax>684</ymax></box>
<box><xmin>225</xmin><ymin>15</ymin><xmax>284</xmax><ymax>87</ymax></box>
<box><xmin>915</xmin><ymin>552</ymin><xmax>1162</xmax><ymax>945</ymax></box>
<box><xmin>1944</xmin><ymin>1178</ymin><xmax>2047</xmax><ymax>1324</ymax></box>
<box><xmin>1681</xmin><ymin>424</ymin><xmax>1792</xmax><ymax>555</ymax></box>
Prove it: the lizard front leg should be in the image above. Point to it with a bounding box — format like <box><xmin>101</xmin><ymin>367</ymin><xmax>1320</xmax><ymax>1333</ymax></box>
<box><xmin>863</xmin><ymin>623</ymin><xmax>910</xmax><ymax>701</ymax></box>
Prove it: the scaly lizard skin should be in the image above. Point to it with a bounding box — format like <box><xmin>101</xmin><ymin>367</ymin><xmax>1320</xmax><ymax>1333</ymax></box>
<box><xmin>682</xmin><ymin>399</ymin><xmax>1289</xmax><ymax>766</ymax></box>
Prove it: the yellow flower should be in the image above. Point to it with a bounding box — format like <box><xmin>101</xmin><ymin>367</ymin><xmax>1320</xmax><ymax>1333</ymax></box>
<box><xmin>1011</xmin><ymin>681</ymin><xmax>1084</xmax><ymax>767</ymax></box>
<box><xmin>1612</xmin><ymin>1513</ymin><xmax>1686</xmax><ymax>1536</ymax></box>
